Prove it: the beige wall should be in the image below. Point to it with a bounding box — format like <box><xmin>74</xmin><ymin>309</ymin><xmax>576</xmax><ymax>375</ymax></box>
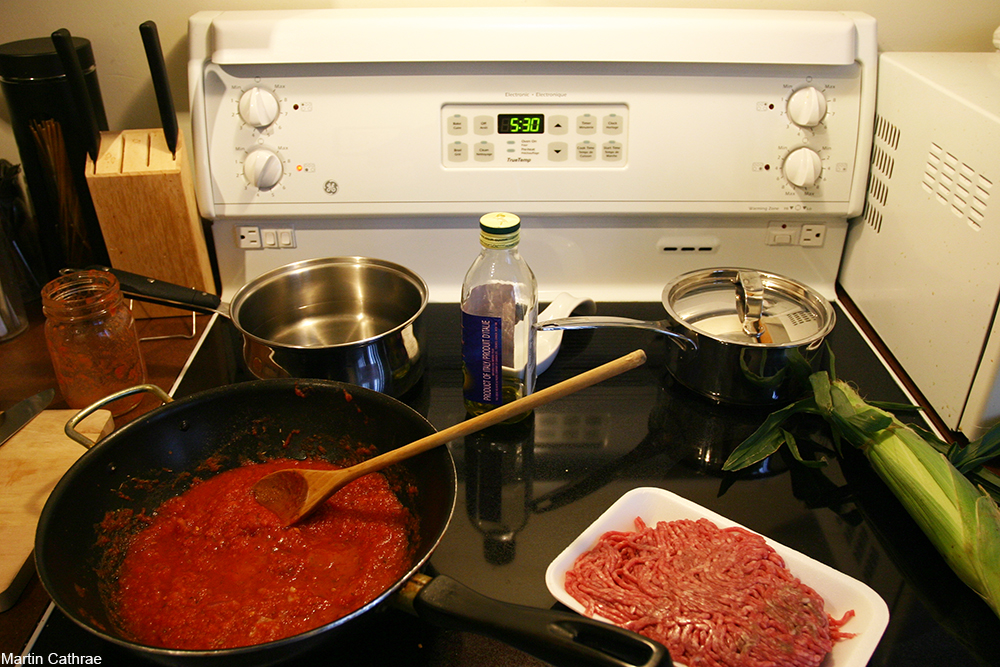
<box><xmin>1</xmin><ymin>0</ymin><xmax>998</xmax><ymax>182</ymax></box>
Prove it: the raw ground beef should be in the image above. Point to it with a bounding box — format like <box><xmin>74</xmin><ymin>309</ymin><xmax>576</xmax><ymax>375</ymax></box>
<box><xmin>564</xmin><ymin>517</ymin><xmax>855</xmax><ymax>667</ymax></box>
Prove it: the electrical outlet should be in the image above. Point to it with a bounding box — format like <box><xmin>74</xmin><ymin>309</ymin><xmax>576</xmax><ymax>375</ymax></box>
<box><xmin>237</xmin><ymin>226</ymin><xmax>261</xmax><ymax>248</ymax></box>
<box><xmin>799</xmin><ymin>224</ymin><xmax>826</xmax><ymax>247</ymax></box>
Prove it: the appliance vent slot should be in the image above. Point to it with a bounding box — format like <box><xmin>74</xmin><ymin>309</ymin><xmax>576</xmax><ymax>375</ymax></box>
<box><xmin>862</xmin><ymin>199</ymin><xmax>883</xmax><ymax>233</ymax></box>
<box><xmin>871</xmin><ymin>144</ymin><xmax>894</xmax><ymax>179</ymax></box>
<box><xmin>875</xmin><ymin>114</ymin><xmax>900</xmax><ymax>150</ymax></box>
<box><xmin>868</xmin><ymin>172</ymin><xmax>889</xmax><ymax>207</ymax></box>
<box><xmin>922</xmin><ymin>142</ymin><xmax>992</xmax><ymax>231</ymax></box>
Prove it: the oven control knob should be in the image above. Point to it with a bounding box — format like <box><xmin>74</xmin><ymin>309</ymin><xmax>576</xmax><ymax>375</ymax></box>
<box><xmin>243</xmin><ymin>149</ymin><xmax>283</xmax><ymax>189</ymax></box>
<box><xmin>238</xmin><ymin>87</ymin><xmax>280</xmax><ymax>128</ymax></box>
<box><xmin>783</xmin><ymin>147</ymin><xmax>823</xmax><ymax>188</ymax></box>
<box><xmin>786</xmin><ymin>86</ymin><xmax>828</xmax><ymax>127</ymax></box>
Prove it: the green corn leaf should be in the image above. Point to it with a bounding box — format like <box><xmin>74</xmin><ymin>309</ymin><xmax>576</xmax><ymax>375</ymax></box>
<box><xmin>844</xmin><ymin>408</ymin><xmax>894</xmax><ymax>436</ymax></box>
<box><xmin>783</xmin><ymin>428</ymin><xmax>828</xmax><ymax>468</ymax></box>
<box><xmin>974</xmin><ymin>489</ymin><xmax>1000</xmax><ymax>618</ymax></box>
<box><xmin>949</xmin><ymin>424</ymin><xmax>1000</xmax><ymax>474</ymax></box>
<box><xmin>721</xmin><ymin>398</ymin><xmax>817</xmax><ymax>471</ymax></box>
<box><xmin>726</xmin><ymin>369</ymin><xmax>1000</xmax><ymax>621</ymax></box>
<box><xmin>868</xmin><ymin>400</ymin><xmax>923</xmax><ymax>413</ymax></box>
<box><xmin>810</xmin><ymin>372</ymin><xmax>834</xmax><ymax>413</ymax></box>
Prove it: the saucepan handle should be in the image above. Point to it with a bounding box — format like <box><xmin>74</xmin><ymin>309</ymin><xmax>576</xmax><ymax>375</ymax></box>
<box><xmin>65</xmin><ymin>384</ymin><xmax>172</xmax><ymax>448</ymax></box>
<box><xmin>88</xmin><ymin>266</ymin><xmax>224</xmax><ymax>316</ymax></box>
<box><xmin>537</xmin><ymin>316</ymin><xmax>696</xmax><ymax>352</ymax></box>
<box><xmin>411</xmin><ymin>574</ymin><xmax>671</xmax><ymax>667</ymax></box>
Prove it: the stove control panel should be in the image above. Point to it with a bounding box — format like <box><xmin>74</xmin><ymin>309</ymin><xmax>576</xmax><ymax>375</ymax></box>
<box><xmin>441</xmin><ymin>105</ymin><xmax>628</xmax><ymax>168</ymax></box>
<box><xmin>189</xmin><ymin>9</ymin><xmax>876</xmax><ymax>219</ymax></box>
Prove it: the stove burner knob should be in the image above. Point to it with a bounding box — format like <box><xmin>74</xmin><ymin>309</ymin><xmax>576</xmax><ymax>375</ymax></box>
<box><xmin>783</xmin><ymin>147</ymin><xmax>822</xmax><ymax>188</ymax></box>
<box><xmin>238</xmin><ymin>87</ymin><xmax>280</xmax><ymax>128</ymax></box>
<box><xmin>243</xmin><ymin>149</ymin><xmax>283</xmax><ymax>189</ymax></box>
<box><xmin>786</xmin><ymin>86</ymin><xmax>828</xmax><ymax>127</ymax></box>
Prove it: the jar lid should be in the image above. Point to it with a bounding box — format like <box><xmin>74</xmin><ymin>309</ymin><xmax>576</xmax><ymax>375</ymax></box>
<box><xmin>661</xmin><ymin>268</ymin><xmax>835</xmax><ymax>347</ymax></box>
<box><xmin>479</xmin><ymin>212</ymin><xmax>520</xmax><ymax>248</ymax></box>
<box><xmin>0</xmin><ymin>36</ymin><xmax>95</xmax><ymax>82</ymax></box>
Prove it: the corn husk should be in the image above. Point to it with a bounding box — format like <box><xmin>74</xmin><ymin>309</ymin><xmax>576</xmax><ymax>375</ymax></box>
<box><xmin>724</xmin><ymin>371</ymin><xmax>1000</xmax><ymax>619</ymax></box>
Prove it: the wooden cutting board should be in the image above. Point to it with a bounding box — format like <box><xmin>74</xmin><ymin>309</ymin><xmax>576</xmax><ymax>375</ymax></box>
<box><xmin>0</xmin><ymin>409</ymin><xmax>113</xmax><ymax>611</ymax></box>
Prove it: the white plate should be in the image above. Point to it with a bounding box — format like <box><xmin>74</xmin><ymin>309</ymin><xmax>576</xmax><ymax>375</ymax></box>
<box><xmin>545</xmin><ymin>487</ymin><xmax>890</xmax><ymax>667</ymax></box>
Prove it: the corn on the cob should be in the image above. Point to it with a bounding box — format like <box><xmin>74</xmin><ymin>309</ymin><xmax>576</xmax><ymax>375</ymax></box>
<box><xmin>724</xmin><ymin>371</ymin><xmax>1000</xmax><ymax>620</ymax></box>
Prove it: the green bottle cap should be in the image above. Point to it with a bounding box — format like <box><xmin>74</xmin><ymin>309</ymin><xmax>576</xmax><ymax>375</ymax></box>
<box><xmin>479</xmin><ymin>212</ymin><xmax>520</xmax><ymax>248</ymax></box>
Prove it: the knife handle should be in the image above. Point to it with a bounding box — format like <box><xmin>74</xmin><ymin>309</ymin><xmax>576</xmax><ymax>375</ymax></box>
<box><xmin>140</xmin><ymin>20</ymin><xmax>178</xmax><ymax>157</ymax></box>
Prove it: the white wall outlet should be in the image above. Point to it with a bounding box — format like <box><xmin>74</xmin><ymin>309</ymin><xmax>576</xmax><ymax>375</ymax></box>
<box><xmin>237</xmin><ymin>226</ymin><xmax>262</xmax><ymax>248</ymax></box>
<box><xmin>799</xmin><ymin>224</ymin><xmax>827</xmax><ymax>247</ymax></box>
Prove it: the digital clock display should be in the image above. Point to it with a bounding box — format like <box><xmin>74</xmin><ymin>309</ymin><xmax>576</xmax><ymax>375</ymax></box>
<box><xmin>498</xmin><ymin>114</ymin><xmax>545</xmax><ymax>134</ymax></box>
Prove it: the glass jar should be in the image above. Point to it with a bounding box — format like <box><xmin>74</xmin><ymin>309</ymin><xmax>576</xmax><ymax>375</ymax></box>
<box><xmin>41</xmin><ymin>270</ymin><xmax>146</xmax><ymax>415</ymax></box>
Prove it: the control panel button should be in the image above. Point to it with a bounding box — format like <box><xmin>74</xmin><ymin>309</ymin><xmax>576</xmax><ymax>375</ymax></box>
<box><xmin>577</xmin><ymin>114</ymin><xmax>598</xmax><ymax>134</ymax></box>
<box><xmin>576</xmin><ymin>141</ymin><xmax>597</xmax><ymax>161</ymax></box>
<box><xmin>447</xmin><ymin>115</ymin><xmax>468</xmax><ymax>135</ymax></box>
<box><xmin>474</xmin><ymin>142</ymin><xmax>495</xmax><ymax>161</ymax></box>
<box><xmin>238</xmin><ymin>87</ymin><xmax>281</xmax><ymax>128</ymax></box>
<box><xmin>474</xmin><ymin>116</ymin><xmax>494</xmax><ymax>134</ymax></box>
<box><xmin>549</xmin><ymin>115</ymin><xmax>569</xmax><ymax>135</ymax></box>
<box><xmin>548</xmin><ymin>142</ymin><xmax>569</xmax><ymax>161</ymax></box>
<box><xmin>602</xmin><ymin>141</ymin><xmax>623</xmax><ymax>161</ymax></box>
<box><xmin>447</xmin><ymin>141</ymin><xmax>468</xmax><ymax>161</ymax></box>
<box><xmin>786</xmin><ymin>86</ymin><xmax>828</xmax><ymax>128</ymax></box>
<box><xmin>603</xmin><ymin>114</ymin><xmax>624</xmax><ymax>134</ymax></box>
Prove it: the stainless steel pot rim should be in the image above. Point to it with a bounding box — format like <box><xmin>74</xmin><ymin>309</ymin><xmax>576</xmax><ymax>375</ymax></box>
<box><xmin>660</xmin><ymin>267</ymin><xmax>835</xmax><ymax>348</ymax></box>
<box><xmin>228</xmin><ymin>256</ymin><xmax>430</xmax><ymax>350</ymax></box>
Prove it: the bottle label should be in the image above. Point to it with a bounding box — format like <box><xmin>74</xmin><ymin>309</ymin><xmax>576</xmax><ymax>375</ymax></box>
<box><xmin>463</xmin><ymin>311</ymin><xmax>502</xmax><ymax>405</ymax></box>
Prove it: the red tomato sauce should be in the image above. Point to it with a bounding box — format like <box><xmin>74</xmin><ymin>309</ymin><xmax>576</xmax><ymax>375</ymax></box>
<box><xmin>112</xmin><ymin>458</ymin><xmax>418</xmax><ymax>650</ymax></box>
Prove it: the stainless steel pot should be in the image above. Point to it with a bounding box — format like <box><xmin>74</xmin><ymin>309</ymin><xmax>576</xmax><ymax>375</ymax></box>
<box><xmin>539</xmin><ymin>268</ymin><xmax>835</xmax><ymax>405</ymax></box>
<box><xmin>103</xmin><ymin>258</ymin><xmax>427</xmax><ymax>396</ymax></box>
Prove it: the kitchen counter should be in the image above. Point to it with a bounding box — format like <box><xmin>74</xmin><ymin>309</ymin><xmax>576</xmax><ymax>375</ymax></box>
<box><xmin>4</xmin><ymin>299</ymin><xmax>999</xmax><ymax>666</ymax></box>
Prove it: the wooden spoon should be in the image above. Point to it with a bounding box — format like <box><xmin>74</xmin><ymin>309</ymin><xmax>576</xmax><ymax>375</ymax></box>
<box><xmin>252</xmin><ymin>349</ymin><xmax>647</xmax><ymax>525</ymax></box>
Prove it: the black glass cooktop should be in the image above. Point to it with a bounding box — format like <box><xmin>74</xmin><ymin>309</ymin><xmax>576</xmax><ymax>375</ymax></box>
<box><xmin>27</xmin><ymin>303</ymin><xmax>999</xmax><ymax>666</ymax></box>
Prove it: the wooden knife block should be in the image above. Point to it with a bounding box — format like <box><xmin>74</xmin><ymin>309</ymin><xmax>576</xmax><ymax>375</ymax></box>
<box><xmin>86</xmin><ymin>128</ymin><xmax>215</xmax><ymax>318</ymax></box>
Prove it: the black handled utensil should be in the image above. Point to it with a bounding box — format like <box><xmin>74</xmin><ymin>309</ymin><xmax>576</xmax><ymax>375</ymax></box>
<box><xmin>50</xmin><ymin>28</ymin><xmax>102</xmax><ymax>162</ymax></box>
<box><xmin>139</xmin><ymin>20</ymin><xmax>178</xmax><ymax>157</ymax></box>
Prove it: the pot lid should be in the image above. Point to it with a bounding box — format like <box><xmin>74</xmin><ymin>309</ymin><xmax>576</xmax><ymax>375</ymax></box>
<box><xmin>661</xmin><ymin>268</ymin><xmax>835</xmax><ymax>347</ymax></box>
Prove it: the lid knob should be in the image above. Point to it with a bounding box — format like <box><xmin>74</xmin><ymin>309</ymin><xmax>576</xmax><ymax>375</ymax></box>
<box><xmin>735</xmin><ymin>270</ymin><xmax>764</xmax><ymax>338</ymax></box>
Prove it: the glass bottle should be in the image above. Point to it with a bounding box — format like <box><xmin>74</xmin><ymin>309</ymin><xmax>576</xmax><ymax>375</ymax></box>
<box><xmin>41</xmin><ymin>270</ymin><xmax>146</xmax><ymax>416</ymax></box>
<box><xmin>461</xmin><ymin>212</ymin><xmax>537</xmax><ymax>420</ymax></box>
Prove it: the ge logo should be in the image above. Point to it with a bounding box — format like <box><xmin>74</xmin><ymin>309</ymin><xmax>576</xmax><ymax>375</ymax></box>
<box><xmin>323</xmin><ymin>180</ymin><xmax>339</xmax><ymax>195</ymax></box>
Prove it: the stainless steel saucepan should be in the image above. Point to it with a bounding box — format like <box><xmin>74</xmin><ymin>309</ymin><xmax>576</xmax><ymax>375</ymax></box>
<box><xmin>538</xmin><ymin>268</ymin><xmax>835</xmax><ymax>405</ymax></box>
<box><xmin>101</xmin><ymin>257</ymin><xmax>427</xmax><ymax>397</ymax></box>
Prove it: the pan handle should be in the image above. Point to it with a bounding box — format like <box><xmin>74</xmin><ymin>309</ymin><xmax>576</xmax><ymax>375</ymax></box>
<box><xmin>86</xmin><ymin>266</ymin><xmax>224</xmax><ymax>316</ymax></box>
<box><xmin>404</xmin><ymin>574</ymin><xmax>671</xmax><ymax>667</ymax></box>
<box><xmin>537</xmin><ymin>316</ymin><xmax>696</xmax><ymax>352</ymax></box>
<box><xmin>65</xmin><ymin>384</ymin><xmax>172</xmax><ymax>448</ymax></box>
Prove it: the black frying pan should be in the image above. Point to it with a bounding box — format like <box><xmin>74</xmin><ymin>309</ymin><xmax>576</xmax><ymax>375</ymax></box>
<box><xmin>35</xmin><ymin>379</ymin><xmax>670</xmax><ymax>667</ymax></box>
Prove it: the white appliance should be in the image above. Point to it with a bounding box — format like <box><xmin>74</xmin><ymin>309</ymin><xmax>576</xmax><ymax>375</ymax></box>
<box><xmin>840</xmin><ymin>50</ymin><xmax>1000</xmax><ymax>439</ymax></box>
<box><xmin>187</xmin><ymin>8</ymin><xmax>876</xmax><ymax>304</ymax></box>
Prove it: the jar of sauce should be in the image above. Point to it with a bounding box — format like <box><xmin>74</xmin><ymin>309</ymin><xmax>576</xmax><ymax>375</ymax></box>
<box><xmin>41</xmin><ymin>270</ymin><xmax>146</xmax><ymax>415</ymax></box>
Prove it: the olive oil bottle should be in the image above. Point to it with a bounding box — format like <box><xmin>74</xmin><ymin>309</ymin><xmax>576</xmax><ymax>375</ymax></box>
<box><xmin>461</xmin><ymin>212</ymin><xmax>538</xmax><ymax>421</ymax></box>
